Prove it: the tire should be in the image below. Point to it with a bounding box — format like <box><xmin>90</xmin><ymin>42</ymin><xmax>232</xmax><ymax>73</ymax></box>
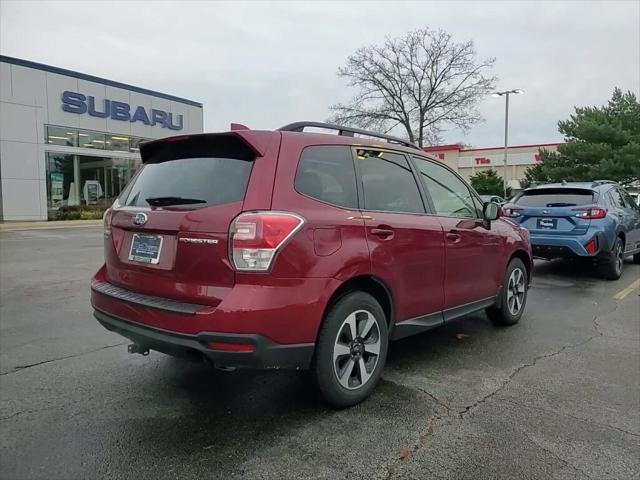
<box><xmin>313</xmin><ymin>291</ymin><xmax>388</xmax><ymax>408</ymax></box>
<box><xmin>486</xmin><ymin>258</ymin><xmax>528</xmax><ymax>326</ymax></box>
<box><xmin>633</xmin><ymin>252</ymin><xmax>640</xmax><ymax>265</ymax></box>
<box><xmin>600</xmin><ymin>237</ymin><xmax>624</xmax><ymax>280</ymax></box>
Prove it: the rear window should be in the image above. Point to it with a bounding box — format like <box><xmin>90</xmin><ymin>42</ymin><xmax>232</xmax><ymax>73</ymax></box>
<box><xmin>514</xmin><ymin>188</ymin><xmax>594</xmax><ymax>207</ymax></box>
<box><xmin>121</xmin><ymin>157</ymin><xmax>253</xmax><ymax>208</ymax></box>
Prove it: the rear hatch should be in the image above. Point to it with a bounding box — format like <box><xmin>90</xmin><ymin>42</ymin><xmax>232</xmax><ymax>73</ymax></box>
<box><xmin>104</xmin><ymin>134</ymin><xmax>261</xmax><ymax>306</ymax></box>
<box><xmin>505</xmin><ymin>187</ymin><xmax>597</xmax><ymax>235</ymax></box>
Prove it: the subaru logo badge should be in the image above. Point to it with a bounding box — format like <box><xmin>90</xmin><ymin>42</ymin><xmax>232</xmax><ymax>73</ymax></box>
<box><xmin>542</xmin><ymin>209</ymin><xmax>550</xmax><ymax>215</ymax></box>
<box><xmin>132</xmin><ymin>212</ymin><xmax>148</xmax><ymax>226</ymax></box>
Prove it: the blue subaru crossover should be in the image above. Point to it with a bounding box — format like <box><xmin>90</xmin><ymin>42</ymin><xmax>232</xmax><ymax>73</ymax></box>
<box><xmin>502</xmin><ymin>181</ymin><xmax>640</xmax><ymax>280</ymax></box>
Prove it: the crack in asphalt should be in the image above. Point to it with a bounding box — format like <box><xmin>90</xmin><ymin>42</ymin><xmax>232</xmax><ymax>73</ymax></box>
<box><xmin>380</xmin><ymin>303</ymin><xmax>619</xmax><ymax>479</ymax></box>
<box><xmin>457</xmin><ymin>302</ymin><xmax>619</xmax><ymax>419</ymax></box>
<box><xmin>457</xmin><ymin>332</ymin><xmax>601</xmax><ymax>419</ymax></box>
<box><xmin>0</xmin><ymin>342</ymin><xmax>128</xmax><ymax>376</ymax></box>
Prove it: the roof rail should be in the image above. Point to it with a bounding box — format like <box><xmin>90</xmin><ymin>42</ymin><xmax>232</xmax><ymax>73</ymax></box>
<box><xmin>278</xmin><ymin>121</ymin><xmax>422</xmax><ymax>151</ymax></box>
<box><xmin>592</xmin><ymin>180</ymin><xmax>617</xmax><ymax>187</ymax></box>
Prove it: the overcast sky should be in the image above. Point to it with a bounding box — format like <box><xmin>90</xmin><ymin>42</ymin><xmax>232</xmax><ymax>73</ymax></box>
<box><xmin>1</xmin><ymin>0</ymin><xmax>638</xmax><ymax>147</ymax></box>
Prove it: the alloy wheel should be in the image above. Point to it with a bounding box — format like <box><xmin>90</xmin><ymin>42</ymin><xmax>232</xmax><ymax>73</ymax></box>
<box><xmin>332</xmin><ymin>310</ymin><xmax>381</xmax><ymax>390</ymax></box>
<box><xmin>615</xmin><ymin>242</ymin><xmax>624</xmax><ymax>275</ymax></box>
<box><xmin>507</xmin><ymin>267</ymin><xmax>526</xmax><ymax>316</ymax></box>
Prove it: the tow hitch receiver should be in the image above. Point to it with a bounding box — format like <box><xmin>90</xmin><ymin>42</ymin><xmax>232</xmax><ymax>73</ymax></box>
<box><xmin>127</xmin><ymin>344</ymin><xmax>149</xmax><ymax>356</ymax></box>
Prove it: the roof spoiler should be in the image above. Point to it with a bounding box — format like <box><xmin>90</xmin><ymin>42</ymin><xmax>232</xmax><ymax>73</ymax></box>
<box><xmin>139</xmin><ymin>130</ymin><xmax>276</xmax><ymax>162</ymax></box>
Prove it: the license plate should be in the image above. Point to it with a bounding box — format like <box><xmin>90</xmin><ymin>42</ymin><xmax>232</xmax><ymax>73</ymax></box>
<box><xmin>537</xmin><ymin>218</ymin><xmax>557</xmax><ymax>230</ymax></box>
<box><xmin>129</xmin><ymin>233</ymin><xmax>163</xmax><ymax>264</ymax></box>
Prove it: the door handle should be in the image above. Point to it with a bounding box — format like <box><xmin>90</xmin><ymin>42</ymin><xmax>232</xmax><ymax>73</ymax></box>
<box><xmin>371</xmin><ymin>227</ymin><xmax>394</xmax><ymax>239</ymax></box>
<box><xmin>445</xmin><ymin>232</ymin><xmax>461</xmax><ymax>242</ymax></box>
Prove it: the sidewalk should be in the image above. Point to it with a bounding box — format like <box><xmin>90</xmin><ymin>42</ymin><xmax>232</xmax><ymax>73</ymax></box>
<box><xmin>0</xmin><ymin>220</ymin><xmax>103</xmax><ymax>232</ymax></box>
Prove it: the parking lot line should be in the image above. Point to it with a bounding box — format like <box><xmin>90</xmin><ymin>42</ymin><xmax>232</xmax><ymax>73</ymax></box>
<box><xmin>613</xmin><ymin>279</ymin><xmax>640</xmax><ymax>300</ymax></box>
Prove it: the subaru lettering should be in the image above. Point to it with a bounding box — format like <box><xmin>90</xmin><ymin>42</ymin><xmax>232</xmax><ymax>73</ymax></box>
<box><xmin>61</xmin><ymin>91</ymin><xmax>183</xmax><ymax>130</ymax></box>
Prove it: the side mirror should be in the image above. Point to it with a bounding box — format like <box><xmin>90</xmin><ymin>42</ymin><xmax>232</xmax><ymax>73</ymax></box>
<box><xmin>483</xmin><ymin>202</ymin><xmax>500</xmax><ymax>221</ymax></box>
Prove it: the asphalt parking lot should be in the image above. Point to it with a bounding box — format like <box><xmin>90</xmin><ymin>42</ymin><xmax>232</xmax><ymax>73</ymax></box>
<box><xmin>0</xmin><ymin>226</ymin><xmax>638</xmax><ymax>480</ymax></box>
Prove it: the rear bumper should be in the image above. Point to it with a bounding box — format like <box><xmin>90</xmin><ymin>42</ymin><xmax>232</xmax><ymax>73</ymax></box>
<box><xmin>91</xmin><ymin>265</ymin><xmax>340</xmax><ymax>344</ymax></box>
<box><xmin>94</xmin><ymin>308</ymin><xmax>314</xmax><ymax>369</ymax></box>
<box><xmin>530</xmin><ymin>231</ymin><xmax>607</xmax><ymax>258</ymax></box>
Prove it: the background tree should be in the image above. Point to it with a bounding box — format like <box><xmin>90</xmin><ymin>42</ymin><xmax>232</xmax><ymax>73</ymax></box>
<box><xmin>523</xmin><ymin>88</ymin><xmax>640</xmax><ymax>185</ymax></box>
<box><xmin>329</xmin><ymin>28</ymin><xmax>497</xmax><ymax>147</ymax></box>
<box><xmin>519</xmin><ymin>161</ymin><xmax>547</xmax><ymax>189</ymax></box>
<box><xmin>469</xmin><ymin>169</ymin><xmax>512</xmax><ymax>198</ymax></box>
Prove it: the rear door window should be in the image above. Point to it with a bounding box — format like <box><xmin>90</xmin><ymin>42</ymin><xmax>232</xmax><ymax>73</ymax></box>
<box><xmin>122</xmin><ymin>157</ymin><xmax>253</xmax><ymax>208</ymax></box>
<box><xmin>295</xmin><ymin>146</ymin><xmax>358</xmax><ymax>209</ymax></box>
<box><xmin>357</xmin><ymin>149</ymin><xmax>425</xmax><ymax>214</ymax></box>
<box><xmin>514</xmin><ymin>189</ymin><xmax>594</xmax><ymax>207</ymax></box>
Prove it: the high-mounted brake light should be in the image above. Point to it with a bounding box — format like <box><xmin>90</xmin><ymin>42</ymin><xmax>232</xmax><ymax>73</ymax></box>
<box><xmin>230</xmin><ymin>211</ymin><xmax>304</xmax><ymax>271</ymax></box>
<box><xmin>573</xmin><ymin>207</ymin><xmax>607</xmax><ymax>219</ymax></box>
<box><xmin>501</xmin><ymin>207</ymin><xmax>522</xmax><ymax>218</ymax></box>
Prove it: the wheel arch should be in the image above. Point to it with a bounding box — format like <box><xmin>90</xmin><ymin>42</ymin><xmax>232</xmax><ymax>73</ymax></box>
<box><xmin>495</xmin><ymin>249</ymin><xmax>531</xmax><ymax>311</ymax></box>
<box><xmin>509</xmin><ymin>249</ymin><xmax>532</xmax><ymax>284</ymax></box>
<box><xmin>317</xmin><ymin>275</ymin><xmax>395</xmax><ymax>340</ymax></box>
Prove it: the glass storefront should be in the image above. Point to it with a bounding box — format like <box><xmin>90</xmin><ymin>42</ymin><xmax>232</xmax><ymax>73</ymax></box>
<box><xmin>45</xmin><ymin>125</ymin><xmax>151</xmax><ymax>153</ymax></box>
<box><xmin>46</xmin><ymin>153</ymin><xmax>75</xmax><ymax>208</ymax></box>
<box><xmin>46</xmin><ymin>153</ymin><xmax>138</xmax><ymax>208</ymax></box>
<box><xmin>44</xmin><ymin>125</ymin><xmax>150</xmax><ymax>209</ymax></box>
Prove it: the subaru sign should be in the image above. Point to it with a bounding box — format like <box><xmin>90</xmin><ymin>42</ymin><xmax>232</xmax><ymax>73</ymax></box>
<box><xmin>61</xmin><ymin>91</ymin><xmax>183</xmax><ymax>130</ymax></box>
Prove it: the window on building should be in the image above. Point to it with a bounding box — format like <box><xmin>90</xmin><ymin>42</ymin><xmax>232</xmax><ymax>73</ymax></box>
<box><xmin>46</xmin><ymin>153</ymin><xmax>75</xmax><ymax>208</ymax></box>
<box><xmin>78</xmin><ymin>130</ymin><xmax>106</xmax><ymax>149</ymax></box>
<box><xmin>413</xmin><ymin>156</ymin><xmax>478</xmax><ymax>218</ymax></box>
<box><xmin>46</xmin><ymin>125</ymin><xmax>151</xmax><ymax>153</ymax></box>
<box><xmin>295</xmin><ymin>146</ymin><xmax>358</xmax><ymax>209</ymax></box>
<box><xmin>106</xmin><ymin>134</ymin><xmax>130</xmax><ymax>152</ymax></box>
<box><xmin>46</xmin><ymin>126</ymin><xmax>77</xmax><ymax>147</ymax></box>
<box><xmin>358</xmin><ymin>150</ymin><xmax>425</xmax><ymax>214</ymax></box>
<box><xmin>46</xmin><ymin>153</ymin><xmax>135</xmax><ymax>208</ymax></box>
<box><xmin>44</xmin><ymin>125</ymin><xmax>152</xmax><ymax>209</ymax></box>
<box><xmin>130</xmin><ymin>137</ymin><xmax>149</xmax><ymax>153</ymax></box>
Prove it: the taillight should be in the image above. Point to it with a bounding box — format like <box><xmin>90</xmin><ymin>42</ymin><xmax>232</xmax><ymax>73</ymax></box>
<box><xmin>230</xmin><ymin>211</ymin><xmax>304</xmax><ymax>271</ymax></box>
<box><xmin>103</xmin><ymin>207</ymin><xmax>113</xmax><ymax>238</ymax></box>
<box><xmin>501</xmin><ymin>207</ymin><xmax>522</xmax><ymax>217</ymax></box>
<box><xmin>573</xmin><ymin>207</ymin><xmax>607</xmax><ymax>219</ymax></box>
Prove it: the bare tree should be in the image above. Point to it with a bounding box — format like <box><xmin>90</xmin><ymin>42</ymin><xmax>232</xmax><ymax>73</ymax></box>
<box><xmin>329</xmin><ymin>28</ymin><xmax>497</xmax><ymax>147</ymax></box>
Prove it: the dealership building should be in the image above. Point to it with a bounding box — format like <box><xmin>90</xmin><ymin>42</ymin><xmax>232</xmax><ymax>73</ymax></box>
<box><xmin>424</xmin><ymin>142</ymin><xmax>563</xmax><ymax>191</ymax></box>
<box><xmin>0</xmin><ymin>55</ymin><xmax>204</xmax><ymax>221</ymax></box>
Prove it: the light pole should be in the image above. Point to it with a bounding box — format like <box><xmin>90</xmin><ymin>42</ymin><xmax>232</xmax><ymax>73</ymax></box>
<box><xmin>492</xmin><ymin>89</ymin><xmax>524</xmax><ymax>199</ymax></box>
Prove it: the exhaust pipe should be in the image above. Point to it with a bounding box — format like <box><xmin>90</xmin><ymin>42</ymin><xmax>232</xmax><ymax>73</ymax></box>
<box><xmin>128</xmin><ymin>344</ymin><xmax>149</xmax><ymax>356</ymax></box>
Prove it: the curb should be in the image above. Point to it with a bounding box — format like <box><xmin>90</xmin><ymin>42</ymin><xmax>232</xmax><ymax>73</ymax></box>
<box><xmin>0</xmin><ymin>220</ymin><xmax>103</xmax><ymax>232</ymax></box>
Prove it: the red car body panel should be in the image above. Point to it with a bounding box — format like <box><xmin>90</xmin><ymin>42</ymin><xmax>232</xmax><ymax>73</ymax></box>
<box><xmin>363</xmin><ymin>211</ymin><xmax>445</xmax><ymax>322</ymax></box>
<box><xmin>93</xmin><ymin>265</ymin><xmax>339</xmax><ymax>344</ymax></box>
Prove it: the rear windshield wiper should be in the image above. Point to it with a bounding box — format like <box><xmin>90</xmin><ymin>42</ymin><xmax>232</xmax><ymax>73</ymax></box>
<box><xmin>546</xmin><ymin>203</ymin><xmax>576</xmax><ymax>207</ymax></box>
<box><xmin>145</xmin><ymin>196</ymin><xmax>207</xmax><ymax>206</ymax></box>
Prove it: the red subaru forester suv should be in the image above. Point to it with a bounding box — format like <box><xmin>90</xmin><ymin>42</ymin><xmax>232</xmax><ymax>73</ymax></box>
<box><xmin>91</xmin><ymin>122</ymin><xmax>532</xmax><ymax>407</ymax></box>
